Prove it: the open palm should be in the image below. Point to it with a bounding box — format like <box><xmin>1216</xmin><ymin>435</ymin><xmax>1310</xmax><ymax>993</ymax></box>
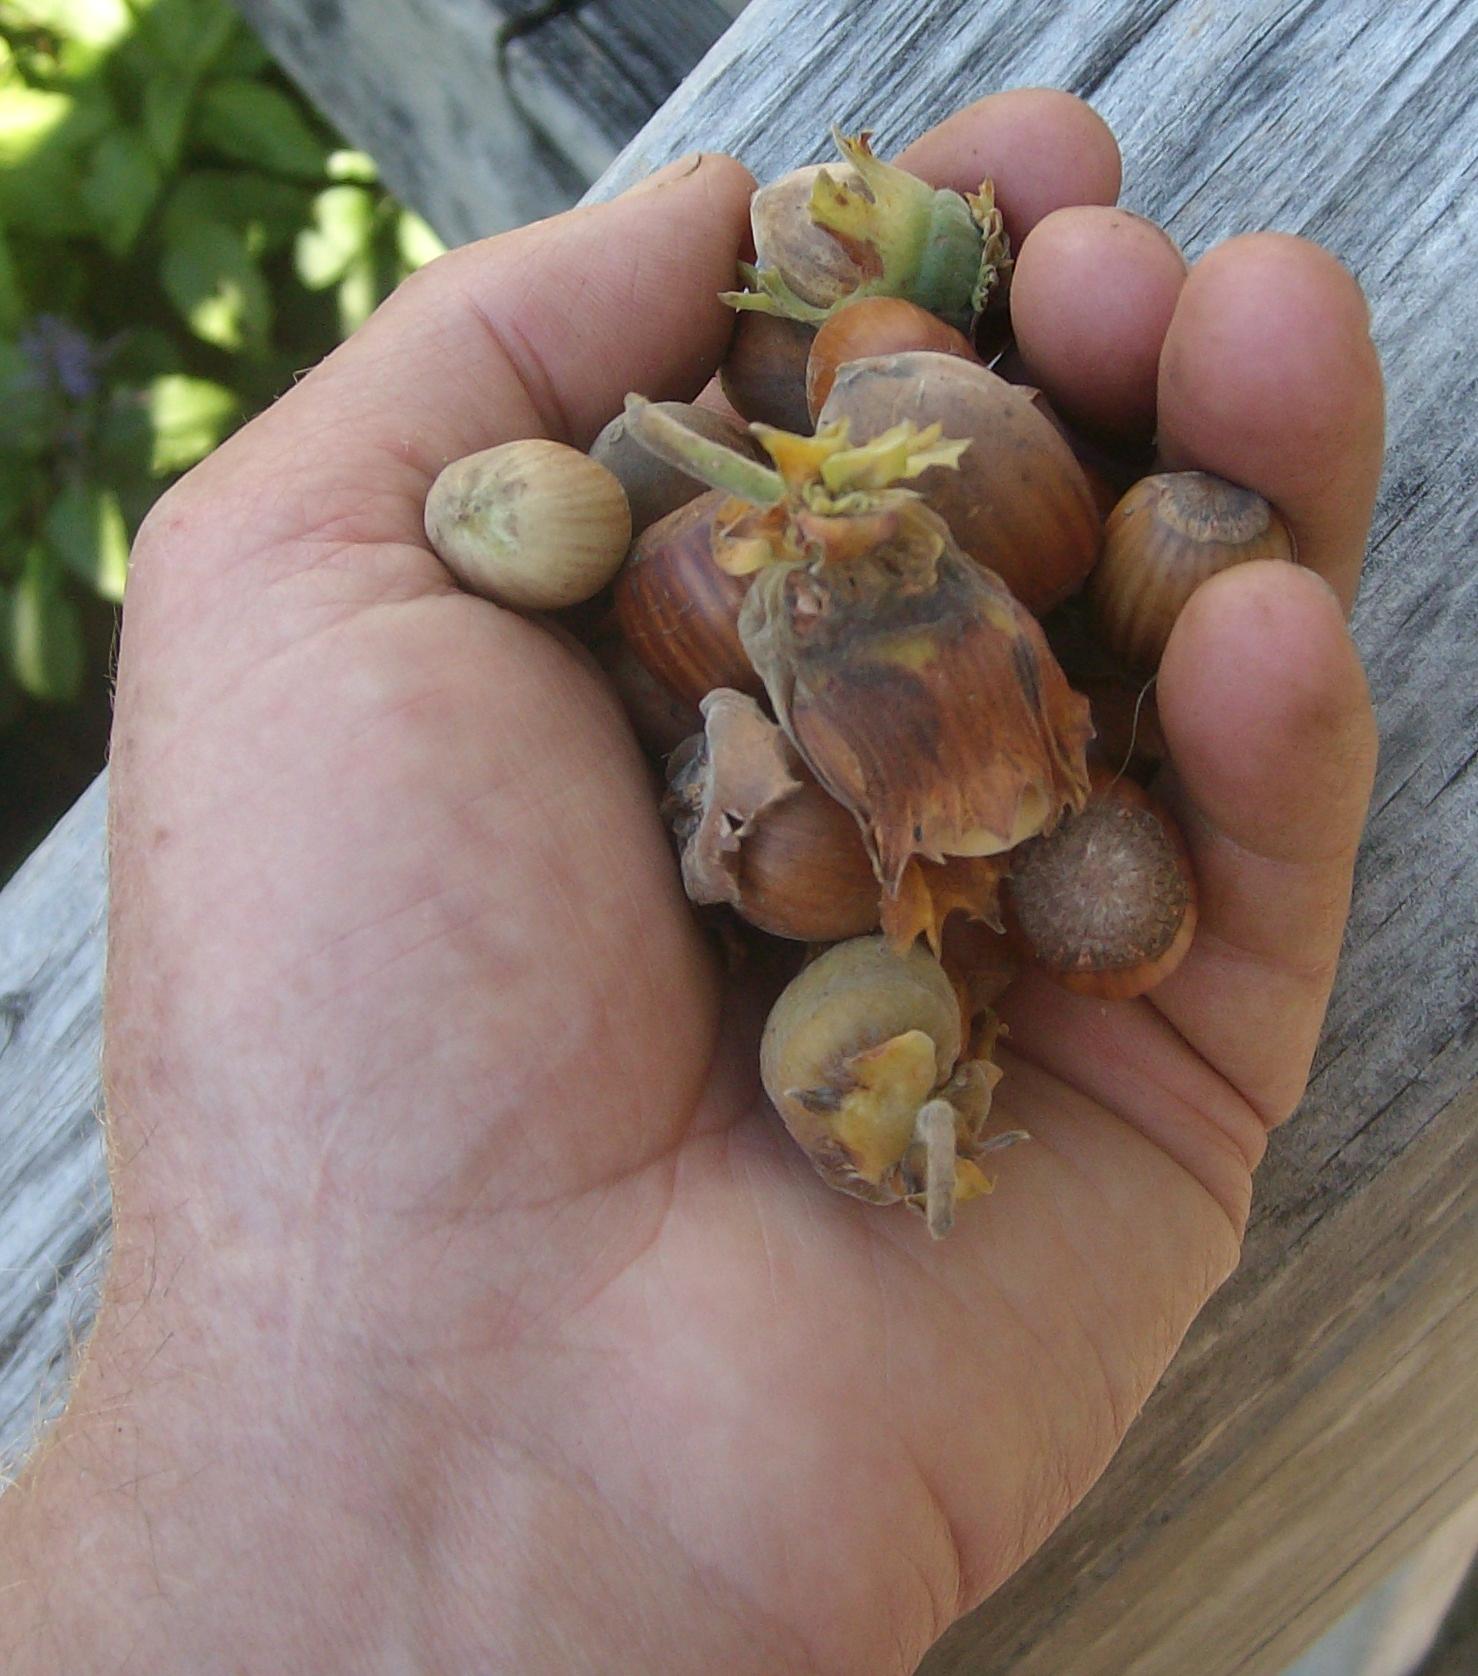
<box><xmin>49</xmin><ymin>92</ymin><xmax>1383</xmax><ymax>1676</ymax></box>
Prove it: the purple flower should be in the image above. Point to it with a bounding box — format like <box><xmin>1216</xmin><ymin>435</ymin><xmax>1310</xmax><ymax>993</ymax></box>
<box><xmin>16</xmin><ymin>315</ymin><xmax>114</xmax><ymax>402</ymax></box>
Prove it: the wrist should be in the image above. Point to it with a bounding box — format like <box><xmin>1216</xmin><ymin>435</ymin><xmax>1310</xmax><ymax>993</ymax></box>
<box><xmin>0</xmin><ymin>1258</ymin><xmax>819</xmax><ymax>1676</ymax></box>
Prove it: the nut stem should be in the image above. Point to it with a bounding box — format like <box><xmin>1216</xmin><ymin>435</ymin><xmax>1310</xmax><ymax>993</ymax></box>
<box><xmin>624</xmin><ymin>395</ymin><xmax>784</xmax><ymax>504</ymax></box>
<box><xmin>915</xmin><ymin>1099</ymin><xmax>958</xmax><ymax>1239</ymax></box>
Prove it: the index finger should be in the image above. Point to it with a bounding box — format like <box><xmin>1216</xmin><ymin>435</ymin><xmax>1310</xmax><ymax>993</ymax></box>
<box><xmin>1156</xmin><ymin>233</ymin><xmax>1385</xmax><ymax>612</ymax></box>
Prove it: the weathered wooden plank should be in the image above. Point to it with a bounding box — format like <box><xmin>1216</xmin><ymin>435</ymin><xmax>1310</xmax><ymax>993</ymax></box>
<box><xmin>234</xmin><ymin>0</ymin><xmax>591</xmax><ymax>237</ymax></box>
<box><xmin>923</xmin><ymin>1090</ymin><xmax>1478</xmax><ymax>1674</ymax></box>
<box><xmin>0</xmin><ymin>777</ymin><xmax>108</xmax><ymax>1471</ymax></box>
<box><xmin>234</xmin><ymin>0</ymin><xmax>744</xmax><ymax>240</ymax></box>
<box><xmin>0</xmin><ymin>0</ymin><xmax>1474</xmax><ymax>1670</ymax></box>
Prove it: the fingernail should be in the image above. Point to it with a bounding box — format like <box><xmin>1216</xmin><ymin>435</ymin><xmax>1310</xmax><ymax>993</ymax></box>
<box><xmin>627</xmin><ymin>152</ymin><xmax>706</xmax><ymax>195</ymax></box>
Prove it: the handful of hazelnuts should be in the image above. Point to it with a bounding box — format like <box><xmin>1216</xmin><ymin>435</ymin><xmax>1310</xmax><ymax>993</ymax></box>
<box><xmin>424</xmin><ymin>128</ymin><xmax>1297</xmax><ymax>1238</ymax></box>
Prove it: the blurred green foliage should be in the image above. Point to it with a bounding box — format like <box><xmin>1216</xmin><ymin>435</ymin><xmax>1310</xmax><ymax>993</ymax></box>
<box><xmin>0</xmin><ymin>0</ymin><xmax>443</xmax><ymax>723</ymax></box>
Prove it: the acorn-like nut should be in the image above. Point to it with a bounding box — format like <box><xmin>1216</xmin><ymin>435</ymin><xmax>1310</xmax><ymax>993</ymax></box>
<box><xmin>664</xmin><ymin>689</ymin><xmax>880</xmax><ymax>942</ymax></box>
<box><xmin>591</xmin><ymin>627</ymin><xmax>701</xmax><ymax>757</ymax></box>
<box><xmin>761</xmin><ymin>935</ymin><xmax>1015</xmax><ymax>1237</ymax></box>
<box><xmin>723</xmin><ymin>129</ymin><xmax>1012</xmax><ymax>334</ymax></box>
<box><xmin>818</xmin><ymin>353</ymin><xmax>1102</xmax><ymax>614</ymax></box>
<box><xmin>424</xmin><ymin>439</ymin><xmax>631</xmax><ymax>610</ymax></box>
<box><xmin>720</xmin><ymin>314</ymin><xmax>816</xmax><ymax>432</ymax></box>
<box><xmin>617</xmin><ymin>398</ymin><xmax>1095</xmax><ymax>891</ymax></box>
<box><xmin>749</xmin><ymin>161</ymin><xmax>868</xmax><ymax>311</ymax></box>
<box><xmin>591</xmin><ymin>401</ymin><xmax>765</xmax><ymax>535</ymax></box>
<box><xmin>1090</xmin><ymin>471</ymin><xmax>1297</xmax><ymax>674</ymax></box>
<box><xmin>805</xmin><ymin>296</ymin><xmax>981</xmax><ymax>420</ymax></box>
<box><xmin>611</xmin><ymin>489</ymin><xmax>762</xmax><ymax>708</ymax></box>
<box><xmin>1003</xmin><ymin>774</ymin><xmax>1197</xmax><ymax>999</ymax></box>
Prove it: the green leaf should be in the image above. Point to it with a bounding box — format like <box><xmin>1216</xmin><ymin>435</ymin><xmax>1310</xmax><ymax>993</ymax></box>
<box><xmin>142</xmin><ymin>72</ymin><xmax>194</xmax><ymax>169</ymax></box>
<box><xmin>8</xmin><ymin>546</ymin><xmax>84</xmax><ymax>702</ymax></box>
<box><xmin>146</xmin><ymin>372</ymin><xmax>238</xmax><ymax>471</ymax></box>
<box><xmin>80</xmin><ymin>127</ymin><xmax>162</xmax><ymax>256</ymax></box>
<box><xmin>0</xmin><ymin>621</ymin><xmax>19</xmax><ymax>733</ymax></box>
<box><xmin>293</xmin><ymin>184</ymin><xmax>375</xmax><ymax>289</ymax></box>
<box><xmin>0</xmin><ymin>83</ymin><xmax>113</xmax><ymax>237</ymax></box>
<box><xmin>203</xmin><ymin>17</ymin><xmax>269</xmax><ymax>79</ymax></box>
<box><xmin>43</xmin><ymin>478</ymin><xmax>131</xmax><ymax>601</ymax></box>
<box><xmin>0</xmin><ymin>450</ymin><xmax>34</xmax><ymax>542</ymax></box>
<box><xmin>107</xmin><ymin>324</ymin><xmax>180</xmax><ymax>382</ymax></box>
<box><xmin>130</xmin><ymin>0</ymin><xmax>239</xmax><ymax>76</ymax></box>
<box><xmin>0</xmin><ymin>337</ymin><xmax>54</xmax><ymax>457</ymax></box>
<box><xmin>160</xmin><ymin>219</ymin><xmax>272</xmax><ymax>352</ymax></box>
<box><xmin>0</xmin><ymin>228</ymin><xmax>25</xmax><ymax>333</ymax></box>
<box><xmin>163</xmin><ymin>169</ymin><xmax>312</xmax><ymax>255</ymax></box>
<box><xmin>194</xmin><ymin>79</ymin><xmax>329</xmax><ymax>180</ymax></box>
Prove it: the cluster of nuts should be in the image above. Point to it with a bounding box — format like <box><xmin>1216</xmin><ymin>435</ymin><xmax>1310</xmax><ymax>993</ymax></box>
<box><xmin>423</xmin><ymin>128</ymin><xmax>1297</xmax><ymax>1238</ymax></box>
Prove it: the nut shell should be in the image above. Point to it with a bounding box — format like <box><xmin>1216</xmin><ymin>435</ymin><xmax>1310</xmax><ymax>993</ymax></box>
<box><xmin>751</xmin><ymin>162</ymin><xmax>869</xmax><ymax>310</ymax></box>
<box><xmin>720</xmin><ymin>313</ymin><xmax>816</xmax><ymax>432</ymax></box>
<box><xmin>806</xmin><ymin>297</ymin><xmax>981</xmax><ymax>419</ymax></box>
<box><xmin>592</xmin><ymin>629</ymin><xmax>701</xmax><ymax>757</ymax></box>
<box><xmin>611</xmin><ymin>489</ymin><xmax>761</xmax><ymax>708</ymax></box>
<box><xmin>818</xmin><ymin>354</ymin><xmax>1102</xmax><ymax>614</ymax></box>
<box><xmin>424</xmin><ymin>440</ymin><xmax>631</xmax><ymax>611</ymax></box>
<box><xmin>665</xmin><ymin>690</ymin><xmax>879</xmax><ymax>942</ymax></box>
<box><xmin>1090</xmin><ymin>471</ymin><xmax>1296</xmax><ymax>674</ymax></box>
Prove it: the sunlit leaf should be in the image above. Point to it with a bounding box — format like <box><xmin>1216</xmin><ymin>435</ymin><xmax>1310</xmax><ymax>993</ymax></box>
<box><xmin>0</xmin><ymin>85</ymin><xmax>75</xmax><ymax>164</ymax></box>
<box><xmin>294</xmin><ymin>184</ymin><xmax>375</xmax><ymax>289</ymax></box>
<box><xmin>194</xmin><ymin>79</ymin><xmax>328</xmax><ymax>180</ymax></box>
<box><xmin>146</xmin><ymin>373</ymin><xmax>238</xmax><ymax>471</ymax></box>
<box><xmin>336</xmin><ymin>253</ymin><xmax>378</xmax><ymax>335</ymax></box>
<box><xmin>326</xmin><ymin>149</ymin><xmax>378</xmax><ymax>184</ymax></box>
<box><xmin>44</xmin><ymin>478</ymin><xmax>131</xmax><ymax>601</ymax></box>
<box><xmin>396</xmin><ymin>208</ymin><xmax>445</xmax><ymax>273</ymax></box>
<box><xmin>3</xmin><ymin>0</ymin><xmax>132</xmax><ymax>48</ymax></box>
<box><xmin>81</xmin><ymin>127</ymin><xmax>163</xmax><ymax>256</ymax></box>
<box><xmin>160</xmin><ymin>219</ymin><xmax>272</xmax><ymax>352</ymax></box>
<box><xmin>9</xmin><ymin>546</ymin><xmax>85</xmax><ymax>702</ymax></box>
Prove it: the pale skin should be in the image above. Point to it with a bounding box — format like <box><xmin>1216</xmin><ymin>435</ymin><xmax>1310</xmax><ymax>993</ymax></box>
<box><xmin>0</xmin><ymin>91</ymin><xmax>1384</xmax><ymax>1674</ymax></box>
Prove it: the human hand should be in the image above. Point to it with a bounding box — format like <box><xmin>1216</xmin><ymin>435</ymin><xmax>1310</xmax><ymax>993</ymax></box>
<box><xmin>0</xmin><ymin>90</ymin><xmax>1381</xmax><ymax>1675</ymax></box>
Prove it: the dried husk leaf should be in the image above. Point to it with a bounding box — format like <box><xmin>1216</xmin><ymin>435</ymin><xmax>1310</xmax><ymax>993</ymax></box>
<box><xmin>738</xmin><ymin>503</ymin><xmax>1094</xmax><ymax>892</ymax></box>
<box><xmin>665</xmin><ymin>690</ymin><xmax>805</xmax><ymax>911</ymax></box>
<box><xmin>883</xmin><ymin>854</ymin><xmax>1008</xmax><ymax>954</ymax></box>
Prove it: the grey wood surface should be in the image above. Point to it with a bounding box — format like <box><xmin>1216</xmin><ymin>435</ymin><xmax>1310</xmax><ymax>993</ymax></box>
<box><xmin>234</xmin><ymin>0</ymin><xmax>745</xmax><ymax>239</ymax></box>
<box><xmin>2</xmin><ymin>0</ymin><xmax>1476</xmax><ymax>1670</ymax></box>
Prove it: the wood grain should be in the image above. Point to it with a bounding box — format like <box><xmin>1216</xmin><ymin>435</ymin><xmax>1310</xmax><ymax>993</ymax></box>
<box><xmin>1</xmin><ymin>0</ymin><xmax>1475</xmax><ymax>1670</ymax></box>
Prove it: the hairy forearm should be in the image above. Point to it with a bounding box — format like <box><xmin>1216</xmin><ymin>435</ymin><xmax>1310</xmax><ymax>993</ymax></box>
<box><xmin>0</xmin><ymin>1261</ymin><xmax>815</xmax><ymax>1676</ymax></box>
